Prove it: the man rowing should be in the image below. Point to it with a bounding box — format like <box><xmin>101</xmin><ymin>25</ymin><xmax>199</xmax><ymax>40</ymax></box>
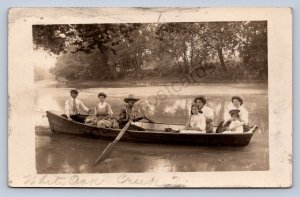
<box><xmin>118</xmin><ymin>94</ymin><xmax>153</xmax><ymax>131</ymax></box>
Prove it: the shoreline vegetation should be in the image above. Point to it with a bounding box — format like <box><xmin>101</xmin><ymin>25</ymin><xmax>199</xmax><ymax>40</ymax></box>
<box><xmin>35</xmin><ymin>76</ymin><xmax>268</xmax><ymax>89</ymax></box>
<box><xmin>64</xmin><ymin>78</ymin><xmax>268</xmax><ymax>89</ymax></box>
<box><xmin>33</xmin><ymin>22</ymin><xmax>268</xmax><ymax>86</ymax></box>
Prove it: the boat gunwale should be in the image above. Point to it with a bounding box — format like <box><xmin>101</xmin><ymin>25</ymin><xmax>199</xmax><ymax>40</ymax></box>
<box><xmin>47</xmin><ymin>110</ymin><xmax>257</xmax><ymax>136</ymax></box>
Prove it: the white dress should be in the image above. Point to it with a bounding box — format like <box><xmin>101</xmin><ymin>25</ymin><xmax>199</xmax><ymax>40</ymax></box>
<box><xmin>189</xmin><ymin>113</ymin><xmax>206</xmax><ymax>131</ymax></box>
<box><xmin>95</xmin><ymin>102</ymin><xmax>113</xmax><ymax>128</ymax></box>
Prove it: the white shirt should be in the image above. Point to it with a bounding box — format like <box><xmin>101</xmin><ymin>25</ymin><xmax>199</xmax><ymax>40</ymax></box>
<box><xmin>201</xmin><ymin>105</ymin><xmax>214</xmax><ymax>120</ymax></box>
<box><xmin>224</xmin><ymin>103</ymin><xmax>249</xmax><ymax>125</ymax></box>
<box><xmin>65</xmin><ymin>97</ymin><xmax>89</xmax><ymax>117</ymax></box>
<box><xmin>189</xmin><ymin>113</ymin><xmax>206</xmax><ymax>131</ymax></box>
<box><xmin>228</xmin><ymin>120</ymin><xmax>244</xmax><ymax>133</ymax></box>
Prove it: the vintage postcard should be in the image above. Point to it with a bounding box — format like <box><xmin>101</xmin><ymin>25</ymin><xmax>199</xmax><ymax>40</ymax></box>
<box><xmin>8</xmin><ymin>8</ymin><xmax>292</xmax><ymax>187</ymax></box>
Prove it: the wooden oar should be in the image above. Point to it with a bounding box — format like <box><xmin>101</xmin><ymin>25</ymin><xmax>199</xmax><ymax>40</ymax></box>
<box><xmin>94</xmin><ymin>119</ymin><xmax>133</xmax><ymax>165</ymax></box>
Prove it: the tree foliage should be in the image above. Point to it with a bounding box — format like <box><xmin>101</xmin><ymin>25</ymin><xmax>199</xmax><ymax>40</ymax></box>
<box><xmin>33</xmin><ymin>21</ymin><xmax>267</xmax><ymax>81</ymax></box>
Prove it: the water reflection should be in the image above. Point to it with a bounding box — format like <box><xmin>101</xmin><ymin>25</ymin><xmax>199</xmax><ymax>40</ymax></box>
<box><xmin>35</xmin><ymin>80</ymin><xmax>268</xmax><ymax>173</ymax></box>
<box><xmin>36</xmin><ymin>133</ymin><xmax>268</xmax><ymax>173</ymax></box>
<box><xmin>35</xmin><ymin>90</ymin><xmax>268</xmax><ymax>129</ymax></box>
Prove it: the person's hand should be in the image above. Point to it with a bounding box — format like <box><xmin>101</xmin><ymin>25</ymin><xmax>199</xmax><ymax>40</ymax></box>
<box><xmin>144</xmin><ymin>115</ymin><xmax>154</xmax><ymax>123</ymax></box>
<box><xmin>230</xmin><ymin>127</ymin><xmax>236</xmax><ymax>131</ymax></box>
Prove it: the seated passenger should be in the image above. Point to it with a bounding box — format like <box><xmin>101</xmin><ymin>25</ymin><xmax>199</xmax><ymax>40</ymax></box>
<box><xmin>194</xmin><ymin>96</ymin><xmax>214</xmax><ymax>133</ymax></box>
<box><xmin>118</xmin><ymin>94</ymin><xmax>145</xmax><ymax>131</ymax></box>
<box><xmin>223</xmin><ymin>95</ymin><xmax>250</xmax><ymax>132</ymax></box>
<box><xmin>63</xmin><ymin>89</ymin><xmax>89</xmax><ymax>123</ymax></box>
<box><xmin>84</xmin><ymin>109</ymin><xmax>97</xmax><ymax>126</ymax></box>
<box><xmin>95</xmin><ymin>92</ymin><xmax>114</xmax><ymax>128</ymax></box>
<box><xmin>217</xmin><ymin>109</ymin><xmax>244</xmax><ymax>133</ymax></box>
<box><xmin>185</xmin><ymin>104</ymin><xmax>206</xmax><ymax>132</ymax></box>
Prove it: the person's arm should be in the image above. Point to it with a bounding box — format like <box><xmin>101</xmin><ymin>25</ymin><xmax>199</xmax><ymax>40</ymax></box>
<box><xmin>205</xmin><ymin>107</ymin><xmax>214</xmax><ymax>121</ymax></box>
<box><xmin>133</xmin><ymin>116</ymin><xmax>144</xmax><ymax>122</ymax></box>
<box><xmin>199</xmin><ymin>115</ymin><xmax>206</xmax><ymax>131</ymax></box>
<box><xmin>118</xmin><ymin>107</ymin><xmax>127</xmax><ymax>122</ymax></box>
<box><xmin>79</xmin><ymin>100</ymin><xmax>89</xmax><ymax>113</ymax></box>
<box><xmin>64</xmin><ymin>99</ymin><xmax>71</xmax><ymax>120</ymax></box>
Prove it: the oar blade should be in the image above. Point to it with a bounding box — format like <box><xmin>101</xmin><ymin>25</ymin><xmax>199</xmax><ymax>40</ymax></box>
<box><xmin>94</xmin><ymin>119</ymin><xmax>133</xmax><ymax>165</ymax></box>
<box><xmin>94</xmin><ymin>142</ymin><xmax>115</xmax><ymax>165</ymax></box>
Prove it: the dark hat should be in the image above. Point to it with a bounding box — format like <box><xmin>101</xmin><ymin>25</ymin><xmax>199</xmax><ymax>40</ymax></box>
<box><xmin>231</xmin><ymin>96</ymin><xmax>243</xmax><ymax>105</ymax></box>
<box><xmin>98</xmin><ymin>92</ymin><xmax>107</xmax><ymax>98</ymax></box>
<box><xmin>229</xmin><ymin>109</ymin><xmax>240</xmax><ymax>116</ymax></box>
<box><xmin>124</xmin><ymin>94</ymin><xmax>140</xmax><ymax>103</ymax></box>
<box><xmin>70</xmin><ymin>89</ymin><xmax>79</xmax><ymax>94</ymax></box>
<box><xmin>194</xmin><ymin>96</ymin><xmax>207</xmax><ymax>105</ymax></box>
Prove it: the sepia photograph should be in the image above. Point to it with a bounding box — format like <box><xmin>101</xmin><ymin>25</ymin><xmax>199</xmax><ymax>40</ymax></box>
<box><xmin>8</xmin><ymin>8</ymin><xmax>292</xmax><ymax>187</ymax></box>
<box><xmin>34</xmin><ymin>21</ymin><xmax>268</xmax><ymax>173</ymax></box>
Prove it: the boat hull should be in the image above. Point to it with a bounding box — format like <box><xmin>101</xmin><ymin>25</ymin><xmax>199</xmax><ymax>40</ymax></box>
<box><xmin>46</xmin><ymin>111</ymin><xmax>256</xmax><ymax>146</ymax></box>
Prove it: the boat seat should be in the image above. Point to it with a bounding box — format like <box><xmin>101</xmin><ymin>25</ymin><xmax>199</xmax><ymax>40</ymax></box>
<box><xmin>171</xmin><ymin>125</ymin><xmax>185</xmax><ymax>130</ymax></box>
<box><xmin>140</xmin><ymin>122</ymin><xmax>156</xmax><ymax>130</ymax></box>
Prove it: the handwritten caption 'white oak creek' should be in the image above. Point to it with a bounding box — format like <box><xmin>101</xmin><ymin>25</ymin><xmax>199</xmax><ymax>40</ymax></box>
<box><xmin>22</xmin><ymin>174</ymin><xmax>186</xmax><ymax>187</ymax></box>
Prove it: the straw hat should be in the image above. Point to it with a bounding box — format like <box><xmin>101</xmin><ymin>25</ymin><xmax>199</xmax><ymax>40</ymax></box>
<box><xmin>124</xmin><ymin>94</ymin><xmax>140</xmax><ymax>103</ymax></box>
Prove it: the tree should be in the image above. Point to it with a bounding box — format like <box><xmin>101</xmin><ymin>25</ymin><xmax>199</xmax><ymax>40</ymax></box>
<box><xmin>33</xmin><ymin>23</ymin><xmax>141</xmax><ymax>80</ymax></box>
<box><xmin>238</xmin><ymin>21</ymin><xmax>268</xmax><ymax>78</ymax></box>
<box><xmin>33</xmin><ymin>21</ymin><xmax>268</xmax><ymax>81</ymax></box>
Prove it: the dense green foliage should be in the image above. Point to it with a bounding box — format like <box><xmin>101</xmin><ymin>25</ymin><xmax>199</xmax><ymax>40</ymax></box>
<box><xmin>33</xmin><ymin>21</ymin><xmax>267</xmax><ymax>81</ymax></box>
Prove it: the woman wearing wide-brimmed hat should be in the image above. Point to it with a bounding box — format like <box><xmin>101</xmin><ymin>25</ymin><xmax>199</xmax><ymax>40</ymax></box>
<box><xmin>194</xmin><ymin>95</ymin><xmax>214</xmax><ymax>133</ymax></box>
<box><xmin>118</xmin><ymin>94</ymin><xmax>153</xmax><ymax>131</ymax></box>
<box><xmin>221</xmin><ymin>95</ymin><xmax>250</xmax><ymax>132</ymax></box>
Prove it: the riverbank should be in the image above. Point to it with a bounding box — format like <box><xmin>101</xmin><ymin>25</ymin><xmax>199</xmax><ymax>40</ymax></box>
<box><xmin>61</xmin><ymin>77</ymin><xmax>268</xmax><ymax>89</ymax></box>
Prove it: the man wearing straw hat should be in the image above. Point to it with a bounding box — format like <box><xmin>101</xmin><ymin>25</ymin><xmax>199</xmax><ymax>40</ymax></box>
<box><xmin>118</xmin><ymin>94</ymin><xmax>151</xmax><ymax>131</ymax></box>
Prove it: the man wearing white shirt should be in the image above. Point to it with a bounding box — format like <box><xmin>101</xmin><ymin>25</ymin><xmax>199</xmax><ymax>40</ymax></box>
<box><xmin>64</xmin><ymin>89</ymin><xmax>89</xmax><ymax>123</ymax></box>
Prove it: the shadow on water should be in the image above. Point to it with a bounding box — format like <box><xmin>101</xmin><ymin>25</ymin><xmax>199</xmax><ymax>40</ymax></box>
<box><xmin>35</xmin><ymin>80</ymin><xmax>268</xmax><ymax>173</ymax></box>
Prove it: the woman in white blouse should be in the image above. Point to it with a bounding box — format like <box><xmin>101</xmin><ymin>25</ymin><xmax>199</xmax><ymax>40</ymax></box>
<box><xmin>185</xmin><ymin>104</ymin><xmax>206</xmax><ymax>132</ymax></box>
<box><xmin>95</xmin><ymin>92</ymin><xmax>114</xmax><ymax>128</ymax></box>
<box><xmin>222</xmin><ymin>95</ymin><xmax>250</xmax><ymax>132</ymax></box>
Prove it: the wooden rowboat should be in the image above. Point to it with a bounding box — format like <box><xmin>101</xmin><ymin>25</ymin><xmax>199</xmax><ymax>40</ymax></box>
<box><xmin>46</xmin><ymin>111</ymin><xmax>258</xmax><ymax>146</ymax></box>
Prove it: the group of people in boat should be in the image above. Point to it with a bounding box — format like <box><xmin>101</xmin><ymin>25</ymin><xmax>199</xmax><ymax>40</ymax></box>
<box><xmin>63</xmin><ymin>89</ymin><xmax>151</xmax><ymax>131</ymax></box>
<box><xmin>188</xmin><ymin>95</ymin><xmax>250</xmax><ymax>133</ymax></box>
<box><xmin>63</xmin><ymin>89</ymin><xmax>250</xmax><ymax>133</ymax></box>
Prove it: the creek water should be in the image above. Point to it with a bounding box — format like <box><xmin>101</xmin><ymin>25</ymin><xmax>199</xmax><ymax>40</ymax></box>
<box><xmin>35</xmin><ymin>79</ymin><xmax>268</xmax><ymax>173</ymax></box>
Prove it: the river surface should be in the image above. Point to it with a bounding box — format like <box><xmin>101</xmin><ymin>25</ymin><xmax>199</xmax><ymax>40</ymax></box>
<box><xmin>35</xmin><ymin>79</ymin><xmax>269</xmax><ymax>173</ymax></box>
